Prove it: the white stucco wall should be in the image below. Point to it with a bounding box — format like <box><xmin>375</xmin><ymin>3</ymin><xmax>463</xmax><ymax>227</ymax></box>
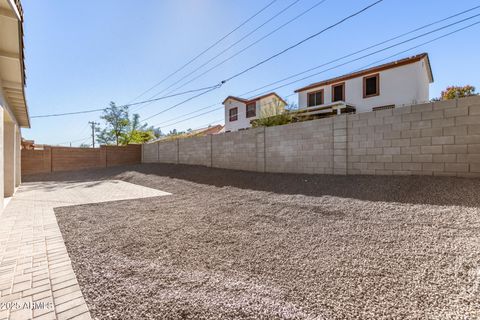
<box><xmin>224</xmin><ymin>95</ymin><xmax>286</xmax><ymax>132</ymax></box>
<box><xmin>298</xmin><ymin>59</ymin><xmax>431</xmax><ymax>112</ymax></box>
<box><xmin>0</xmin><ymin>84</ymin><xmax>22</xmax><ymax>205</ymax></box>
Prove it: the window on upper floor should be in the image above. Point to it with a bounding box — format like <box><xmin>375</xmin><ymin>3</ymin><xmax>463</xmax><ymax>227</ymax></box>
<box><xmin>332</xmin><ymin>83</ymin><xmax>345</xmax><ymax>102</ymax></box>
<box><xmin>246</xmin><ymin>102</ymin><xmax>256</xmax><ymax>118</ymax></box>
<box><xmin>307</xmin><ymin>90</ymin><xmax>324</xmax><ymax>107</ymax></box>
<box><xmin>229</xmin><ymin>107</ymin><xmax>238</xmax><ymax>122</ymax></box>
<box><xmin>364</xmin><ymin>73</ymin><xmax>380</xmax><ymax>98</ymax></box>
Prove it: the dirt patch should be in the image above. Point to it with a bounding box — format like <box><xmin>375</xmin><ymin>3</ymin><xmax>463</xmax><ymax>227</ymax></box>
<box><xmin>51</xmin><ymin>164</ymin><xmax>480</xmax><ymax>319</ymax></box>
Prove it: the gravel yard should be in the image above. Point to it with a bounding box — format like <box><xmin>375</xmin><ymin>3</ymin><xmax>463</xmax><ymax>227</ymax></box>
<box><xmin>27</xmin><ymin>164</ymin><xmax>480</xmax><ymax>319</ymax></box>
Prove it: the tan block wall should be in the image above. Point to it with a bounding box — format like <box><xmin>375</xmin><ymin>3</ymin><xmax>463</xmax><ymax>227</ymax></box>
<box><xmin>52</xmin><ymin>147</ymin><xmax>106</xmax><ymax>172</ymax></box>
<box><xmin>142</xmin><ymin>96</ymin><xmax>480</xmax><ymax>177</ymax></box>
<box><xmin>265</xmin><ymin>118</ymin><xmax>334</xmax><ymax>174</ymax></box>
<box><xmin>105</xmin><ymin>144</ymin><xmax>141</xmax><ymax>167</ymax></box>
<box><xmin>21</xmin><ymin>148</ymin><xmax>51</xmax><ymax>175</ymax></box>
<box><xmin>142</xmin><ymin>142</ymin><xmax>159</xmax><ymax>163</ymax></box>
<box><xmin>212</xmin><ymin>128</ymin><xmax>261</xmax><ymax>172</ymax></box>
<box><xmin>347</xmin><ymin>96</ymin><xmax>480</xmax><ymax>177</ymax></box>
<box><xmin>158</xmin><ymin>140</ymin><xmax>179</xmax><ymax>164</ymax></box>
<box><xmin>179</xmin><ymin>136</ymin><xmax>211</xmax><ymax>167</ymax></box>
<box><xmin>22</xmin><ymin>145</ymin><xmax>142</xmax><ymax>176</ymax></box>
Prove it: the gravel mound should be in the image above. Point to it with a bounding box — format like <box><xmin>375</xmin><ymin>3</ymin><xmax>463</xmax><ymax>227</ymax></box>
<box><xmin>49</xmin><ymin>164</ymin><xmax>480</xmax><ymax>319</ymax></box>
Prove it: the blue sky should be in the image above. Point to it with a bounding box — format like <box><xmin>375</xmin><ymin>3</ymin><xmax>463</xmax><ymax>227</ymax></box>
<box><xmin>22</xmin><ymin>0</ymin><xmax>480</xmax><ymax>146</ymax></box>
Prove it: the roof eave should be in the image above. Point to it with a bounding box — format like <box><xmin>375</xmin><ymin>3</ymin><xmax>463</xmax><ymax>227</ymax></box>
<box><xmin>294</xmin><ymin>53</ymin><xmax>431</xmax><ymax>93</ymax></box>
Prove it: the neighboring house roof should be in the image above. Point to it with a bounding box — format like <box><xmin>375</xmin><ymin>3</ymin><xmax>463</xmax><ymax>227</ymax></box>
<box><xmin>222</xmin><ymin>92</ymin><xmax>288</xmax><ymax>106</ymax></box>
<box><xmin>189</xmin><ymin>124</ymin><xmax>224</xmax><ymax>136</ymax></box>
<box><xmin>294</xmin><ymin>53</ymin><xmax>434</xmax><ymax>93</ymax></box>
<box><xmin>0</xmin><ymin>0</ymin><xmax>30</xmax><ymax>128</ymax></box>
<box><xmin>150</xmin><ymin>124</ymin><xmax>224</xmax><ymax>143</ymax></box>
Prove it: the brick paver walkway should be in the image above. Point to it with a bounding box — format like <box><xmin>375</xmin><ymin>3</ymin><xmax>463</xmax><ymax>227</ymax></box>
<box><xmin>0</xmin><ymin>179</ymin><xmax>170</xmax><ymax>320</ymax></box>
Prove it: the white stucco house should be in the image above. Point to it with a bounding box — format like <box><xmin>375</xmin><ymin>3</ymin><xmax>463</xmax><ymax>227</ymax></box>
<box><xmin>223</xmin><ymin>92</ymin><xmax>287</xmax><ymax>132</ymax></box>
<box><xmin>295</xmin><ymin>53</ymin><xmax>433</xmax><ymax>114</ymax></box>
<box><xmin>0</xmin><ymin>0</ymin><xmax>30</xmax><ymax>208</ymax></box>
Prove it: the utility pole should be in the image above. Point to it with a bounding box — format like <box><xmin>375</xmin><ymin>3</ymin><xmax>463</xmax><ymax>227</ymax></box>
<box><xmin>88</xmin><ymin>121</ymin><xmax>99</xmax><ymax>148</ymax></box>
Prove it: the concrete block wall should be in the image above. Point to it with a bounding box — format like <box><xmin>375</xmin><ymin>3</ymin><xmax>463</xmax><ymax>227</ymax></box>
<box><xmin>212</xmin><ymin>128</ymin><xmax>260</xmax><ymax>171</ymax></box>
<box><xmin>265</xmin><ymin>118</ymin><xmax>334</xmax><ymax>174</ymax></box>
<box><xmin>22</xmin><ymin>145</ymin><xmax>142</xmax><ymax>176</ymax></box>
<box><xmin>179</xmin><ymin>136</ymin><xmax>211</xmax><ymax>167</ymax></box>
<box><xmin>142</xmin><ymin>142</ymin><xmax>159</xmax><ymax>163</ymax></box>
<box><xmin>346</xmin><ymin>96</ymin><xmax>480</xmax><ymax>177</ymax></box>
<box><xmin>142</xmin><ymin>96</ymin><xmax>480</xmax><ymax>177</ymax></box>
<box><xmin>158</xmin><ymin>141</ymin><xmax>179</xmax><ymax>164</ymax></box>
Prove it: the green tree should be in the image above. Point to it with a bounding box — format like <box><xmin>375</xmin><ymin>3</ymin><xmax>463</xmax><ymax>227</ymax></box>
<box><xmin>96</xmin><ymin>102</ymin><xmax>130</xmax><ymax>146</ymax></box>
<box><xmin>121</xmin><ymin>113</ymin><xmax>155</xmax><ymax>144</ymax></box>
<box><xmin>440</xmin><ymin>85</ymin><xmax>477</xmax><ymax>100</ymax></box>
<box><xmin>251</xmin><ymin>99</ymin><xmax>293</xmax><ymax>128</ymax></box>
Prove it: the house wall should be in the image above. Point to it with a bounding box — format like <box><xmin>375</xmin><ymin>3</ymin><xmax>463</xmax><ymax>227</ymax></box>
<box><xmin>0</xmin><ymin>106</ymin><xmax>3</xmax><ymax>207</ymax></box>
<box><xmin>298</xmin><ymin>59</ymin><xmax>431</xmax><ymax>112</ymax></box>
<box><xmin>0</xmin><ymin>85</ymin><xmax>22</xmax><ymax>206</ymax></box>
<box><xmin>144</xmin><ymin>96</ymin><xmax>480</xmax><ymax>178</ymax></box>
<box><xmin>3</xmin><ymin>120</ymin><xmax>15</xmax><ymax>197</ymax></box>
<box><xmin>224</xmin><ymin>96</ymin><xmax>286</xmax><ymax>132</ymax></box>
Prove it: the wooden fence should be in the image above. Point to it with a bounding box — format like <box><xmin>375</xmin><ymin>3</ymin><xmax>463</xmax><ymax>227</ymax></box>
<box><xmin>21</xmin><ymin>144</ymin><xmax>141</xmax><ymax>176</ymax></box>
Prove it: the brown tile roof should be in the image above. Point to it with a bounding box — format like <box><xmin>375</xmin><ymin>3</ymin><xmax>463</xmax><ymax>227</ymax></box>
<box><xmin>223</xmin><ymin>92</ymin><xmax>287</xmax><ymax>106</ymax></box>
<box><xmin>295</xmin><ymin>53</ymin><xmax>433</xmax><ymax>93</ymax></box>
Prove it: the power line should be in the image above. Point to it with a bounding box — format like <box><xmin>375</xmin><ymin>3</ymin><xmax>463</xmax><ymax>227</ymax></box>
<box><xmin>150</xmin><ymin>15</ymin><xmax>480</xmax><ymax>129</ymax></box>
<box><xmin>222</xmin><ymin>0</ymin><xmax>384</xmax><ymax>83</ymax></box>
<box><xmin>126</xmin><ymin>0</ymin><xmax>279</xmax><ymax>105</ymax></box>
<box><xmin>139</xmin><ymin>0</ymin><xmax>382</xmax><ymax>124</ymax></box>
<box><xmin>147</xmin><ymin>0</ymin><xmax>308</xmax><ymax>101</ymax></box>
<box><xmin>240</xmin><ymin>4</ymin><xmax>480</xmax><ymax>97</ymax></box>
<box><xmin>160</xmin><ymin>0</ymin><xmax>329</xmax><ymax>99</ymax></box>
<box><xmin>30</xmin><ymin>85</ymin><xmax>221</xmax><ymax>118</ymax></box>
<box><xmin>32</xmin><ymin>1</ymin><xmax>381</xmax><ymax>122</ymax></box>
<box><xmin>130</xmin><ymin>0</ymin><xmax>306</xmax><ymax>114</ymax></box>
<box><xmin>54</xmin><ymin>136</ymin><xmax>91</xmax><ymax>146</ymax></box>
<box><xmin>141</xmin><ymin>84</ymin><xmax>222</xmax><ymax>123</ymax></box>
<box><xmin>248</xmin><ymin>13</ymin><xmax>480</xmax><ymax>98</ymax></box>
<box><xmin>359</xmin><ymin>20</ymin><xmax>480</xmax><ymax>70</ymax></box>
<box><xmin>31</xmin><ymin>108</ymin><xmax>105</xmax><ymax>119</ymax></box>
<box><xmin>155</xmin><ymin>93</ymin><xmax>296</xmax><ymax>129</ymax></box>
<box><xmin>154</xmin><ymin>103</ymin><xmax>221</xmax><ymax>126</ymax></box>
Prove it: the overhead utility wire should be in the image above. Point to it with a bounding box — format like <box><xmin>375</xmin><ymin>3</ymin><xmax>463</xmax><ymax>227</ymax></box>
<box><xmin>248</xmin><ymin>13</ymin><xmax>480</xmax><ymax>98</ymax></box>
<box><xmin>32</xmin><ymin>1</ymin><xmax>381</xmax><ymax>122</ymax></box>
<box><xmin>126</xmin><ymin>0</ymin><xmax>279</xmax><ymax>104</ymax></box>
<box><xmin>155</xmin><ymin>92</ymin><xmax>296</xmax><ymax>128</ymax></box>
<box><xmin>130</xmin><ymin>0</ymin><xmax>305</xmax><ymax>113</ymax></box>
<box><xmin>31</xmin><ymin>4</ymin><xmax>478</xmax><ymax>123</ymax></box>
<box><xmin>30</xmin><ymin>85</ymin><xmax>220</xmax><ymax>118</ymax></box>
<box><xmin>153</xmin><ymin>0</ymin><xmax>330</xmax><ymax>100</ymax></box>
<box><xmin>359</xmin><ymin>20</ymin><xmax>480</xmax><ymax>70</ymax></box>
<box><xmin>140</xmin><ymin>0</ymin><xmax>383</xmax><ymax>123</ymax></box>
<box><xmin>146</xmin><ymin>0</ymin><xmax>309</xmax><ymax>101</ymax></box>
<box><xmin>240</xmin><ymin>4</ymin><xmax>480</xmax><ymax>97</ymax></box>
<box><xmin>55</xmin><ymin>136</ymin><xmax>92</xmax><ymax>146</ymax></box>
<box><xmin>152</xmin><ymin>15</ymin><xmax>480</xmax><ymax>128</ymax></box>
<box><xmin>141</xmin><ymin>84</ymin><xmax>222</xmax><ymax>123</ymax></box>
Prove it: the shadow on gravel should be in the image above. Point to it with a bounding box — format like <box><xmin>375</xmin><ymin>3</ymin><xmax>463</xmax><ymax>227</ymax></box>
<box><xmin>24</xmin><ymin>163</ymin><xmax>480</xmax><ymax>208</ymax></box>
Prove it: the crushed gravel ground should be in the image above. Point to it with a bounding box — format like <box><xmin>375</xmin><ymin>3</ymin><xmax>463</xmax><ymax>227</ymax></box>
<box><xmin>27</xmin><ymin>164</ymin><xmax>480</xmax><ymax>319</ymax></box>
